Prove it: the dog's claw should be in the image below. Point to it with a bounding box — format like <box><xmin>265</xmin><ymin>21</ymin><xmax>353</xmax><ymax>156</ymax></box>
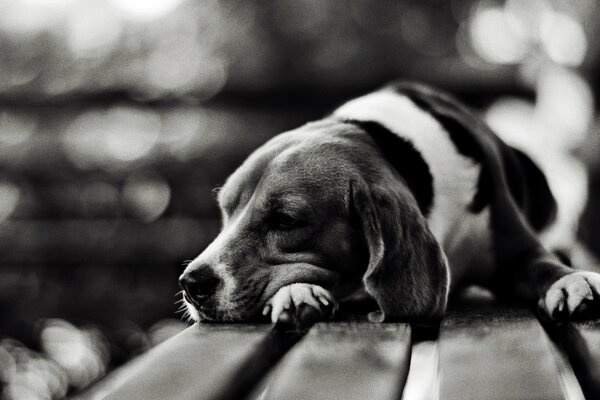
<box><xmin>541</xmin><ymin>271</ymin><xmax>600</xmax><ymax>320</ymax></box>
<box><xmin>265</xmin><ymin>283</ymin><xmax>337</xmax><ymax>328</ymax></box>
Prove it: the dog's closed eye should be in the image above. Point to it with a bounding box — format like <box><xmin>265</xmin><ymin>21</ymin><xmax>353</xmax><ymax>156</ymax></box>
<box><xmin>267</xmin><ymin>212</ymin><xmax>307</xmax><ymax>230</ymax></box>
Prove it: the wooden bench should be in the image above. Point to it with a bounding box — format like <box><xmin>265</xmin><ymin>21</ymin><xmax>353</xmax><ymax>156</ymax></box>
<box><xmin>76</xmin><ymin>293</ymin><xmax>600</xmax><ymax>400</ymax></box>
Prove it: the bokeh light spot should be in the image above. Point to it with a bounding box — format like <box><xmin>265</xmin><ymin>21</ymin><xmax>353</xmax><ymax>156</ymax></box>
<box><xmin>146</xmin><ymin>45</ymin><xmax>227</xmax><ymax>98</ymax></box>
<box><xmin>0</xmin><ymin>180</ymin><xmax>21</xmax><ymax>222</ymax></box>
<box><xmin>0</xmin><ymin>2</ymin><xmax>57</xmax><ymax>34</ymax></box>
<box><xmin>40</xmin><ymin>319</ymin><xmax>109</xmax><ymax>389</ymax></box>
<box><xmin>104</xmin><ymin>107</ymin><xmax>161</xmax><ymax>162</ymax></box>
<box><xmin>66</xmin><ymin>5</ymin><xmax>122</xmax><ymax>57</ymax></box>
<box><xmin>0</xmin><ymin>112</ymin><xmax>37</xmax><ymax>146</ymax></box>
<box><xmin>540</xmin><ymin>11</ymin><xmax>587</xmax><ymax>67</ymax></box>
<box><xmin>0</xmin><ymin>339</ymin><xmax>69</xmax><ymax>400</ymax></box>
<box><xmin>63</xmin><ymin>111</ymin><xmax>109</xmax><ymax>170</ymax></box>
<box><xmin>469</xmin><ymin>6</ymin><xmax>528</xmax><ymax>64</ymax></box>
<box><xmin>536</xmin><ymin>67</ymin><xmax>593</xmax><ymax>147</ymax></box>
<box><xmin>110</xmin><ymin>0</ymin><xmax>184</xmax><ymax>21</ymax></box>
<box><xmin>63</xmin><ymin>107</ymin><xmax>161</xmax><ymax>170</ymax></box>
<box><xmin>503</xmin><ymin>0</ymin><xmax>549</xmax><ymax>40</ymax></box>
<box><xmin>122</xmin><ymin>172</ymin><xmax>171</xmax><ymax>222</ymax></box>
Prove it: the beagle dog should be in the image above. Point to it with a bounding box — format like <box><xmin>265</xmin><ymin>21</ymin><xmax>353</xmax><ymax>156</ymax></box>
<box><xmin>179</xmin><ymin>82</ymin><xmax>600</xmax><ymax>325</ymax></box>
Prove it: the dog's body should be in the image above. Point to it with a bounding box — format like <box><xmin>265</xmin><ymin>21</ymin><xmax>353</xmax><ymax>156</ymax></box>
<box><xmin>334</xmin><ymin>88</ymin><xmax>496</xmax><ymax>291</ymax></box>
<box><xmin>180</xmin><ymin>82</ymin><xmax>600</xmax><ymax>324</ymax></box>
<box><xmin>333</xmin><ymin>84</ymin><xmax>566</xmax><ymax>291</ymax></box>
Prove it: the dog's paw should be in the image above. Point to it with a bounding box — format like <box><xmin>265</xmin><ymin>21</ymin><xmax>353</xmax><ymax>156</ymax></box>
<box><xmin>263</xmin><ymin>283</ymin><xmax>337</xmax><ymax>328</ymax></box>
<box><xmin>539</xmin><ymin>271</ymin><xmax>600</xmax><ymax>320</ymax></box>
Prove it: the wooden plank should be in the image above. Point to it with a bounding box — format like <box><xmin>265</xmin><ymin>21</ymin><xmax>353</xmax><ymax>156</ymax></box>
<box><xmin>97</xmin><ymin>323</ymin><xmax>302</xmax><ymax>400</ymax></box>
<box><xmin>557</xmin><ymin>320</ymin><xmax>600</xmax><ymax>399</ymax></box>
<box><xmin>439</xmin><ymin>306</ymin><xmax>581</xmax><ymax>400</ymax></box>
<box><xmin>262</xmin><ymin>322</ymin><xmax>411</xmax><ymax>400</ymax></box>
<box><xmin>400</xmin><ymin>339</ymin><xmax>439</xmax><ymax>400</ymax></box>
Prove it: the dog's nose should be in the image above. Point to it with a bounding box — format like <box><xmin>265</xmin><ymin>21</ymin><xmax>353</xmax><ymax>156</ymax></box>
<box><xmin>179</xmin><ymin>266</ymin><xmax>221</xmax><ymax>305</ymax></box>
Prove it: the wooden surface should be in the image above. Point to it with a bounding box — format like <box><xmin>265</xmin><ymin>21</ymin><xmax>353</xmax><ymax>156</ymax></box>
<box><xmin>100</xmin><ymin>324</ymin><xmax>291</xmax><ymax>400</ymax></box>
<box><xmin>559</xmin><ymin>320</ymin><xmax>600</xmax><ymax>399</ymax></box>
<box><xmin>80</xmin><ymin>302</ymin><xmax>600</xmax><ymax>400</ymax></box>
<box><xmin>261</xmin><ymin>322</ymin><xmax>411</xmax><ymax>400</ymax></box>
<box><xmin>439</xmin><ymin>306</ymin><xmax>582</xmax><ymax>400</ymax></box>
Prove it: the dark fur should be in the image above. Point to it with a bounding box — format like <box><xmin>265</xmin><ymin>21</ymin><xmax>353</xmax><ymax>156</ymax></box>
<box><xmin>389</xmin><ymin>82</ymin><xmax>571</xmax><ymax>302</ymax></box>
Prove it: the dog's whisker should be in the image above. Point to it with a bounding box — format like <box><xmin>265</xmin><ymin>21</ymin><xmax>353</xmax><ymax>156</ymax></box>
<box><xmin>185</xmin><ymin>312</ymin><xmax>195</xmax><ymax>324</ymax></box>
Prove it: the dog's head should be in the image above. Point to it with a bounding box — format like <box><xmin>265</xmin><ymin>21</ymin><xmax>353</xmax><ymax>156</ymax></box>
<box><xmin>180</xmin><ymin>119</ymin><xmax>449</xmax><ymax>322</ymax></box>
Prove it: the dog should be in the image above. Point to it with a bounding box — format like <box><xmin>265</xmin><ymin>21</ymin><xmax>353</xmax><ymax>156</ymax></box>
<box><xmin>179</xmin><ymin>81</ymin><xmax>600</xmax><ymax>325</ymax></box>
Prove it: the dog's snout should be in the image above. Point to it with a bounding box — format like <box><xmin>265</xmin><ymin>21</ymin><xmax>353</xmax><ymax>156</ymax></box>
<box><xmin>179</xmin><ymin>266</ymin><xmax>221</xmax><ymax>305</ymax></box>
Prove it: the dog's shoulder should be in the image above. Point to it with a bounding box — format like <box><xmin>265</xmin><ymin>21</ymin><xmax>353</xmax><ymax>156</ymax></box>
<box><xmin>333</xmin><ymin>81</ymin><xmax>557</xmax><ymax>236</ymax></box>
<box><xmin>332</xmin><ymin>83</ymin><xmax>484</xmax><ymax>242</ymax></box>
<box><xmin>388</xmin><ymin>81</ymin><xmax>557</xmax><ymax>232</ymax></box>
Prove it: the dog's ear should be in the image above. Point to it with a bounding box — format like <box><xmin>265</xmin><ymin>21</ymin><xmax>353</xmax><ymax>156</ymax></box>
<box><xmin>350</xmin><ymin>176</ymin><xmax>449</xmax><ymax>322</ymax></box>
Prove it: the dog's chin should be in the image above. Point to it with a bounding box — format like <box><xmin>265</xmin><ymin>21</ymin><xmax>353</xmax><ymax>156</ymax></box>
<box><xmin>183</xmin><ymin>298</ymin><xmax>257</xmax><ymax>323</ymax></box>
<box><xmin>183</xmin><ymin>299</ymin><xmax>202</xmax><ymax>322</ymax></box>
<box><xmin>183</xmin><ymin>299</ymin><xmax>220</xmax><ymax>322</ymax></box>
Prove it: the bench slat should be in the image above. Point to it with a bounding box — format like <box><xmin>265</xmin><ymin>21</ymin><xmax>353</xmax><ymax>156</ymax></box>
<box><xmin>439</xmin><ymin>307</ymin><xmax>577</xmax><ymax>400</ymax></box>
<box><xmin>261</xmin><ymin>322</ymin><xmax>411</xmax><ymax>400</ymax></box>
<box><xmin>560</xmin><ymin>320</ymin><xmax>600</xmax><ymax>399</ymax></box>
<box><xmin>102</xmin><ymin>324</ymin><xmax>298</xmax><ymax>400</ymax></box>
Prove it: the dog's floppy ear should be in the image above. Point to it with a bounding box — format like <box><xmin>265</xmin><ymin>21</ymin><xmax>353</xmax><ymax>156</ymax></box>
<box><xmin>350</xmin><ymin>176</ymin><xmax>449</xmax><ymax>322</ymax></box>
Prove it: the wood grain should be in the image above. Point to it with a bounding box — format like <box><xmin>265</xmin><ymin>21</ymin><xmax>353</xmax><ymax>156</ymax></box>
<box><xmin>558</xmin><ymin>320</ymin><xmax>600</xmax><ymax>399</ymax></box>
<box><xmin>100</xmin><ymin>323</ymin><xmax>302</xmax><ymax>400</ymax></box>
<box><xmin>439</xmin><ymin>306</ymin><xmax>579</xmax><ymax>400</ymax></box>
<box><xmin>262</xmin><ymin>322</ymin><xmax>411</xmax><ymax>400</ymax></box>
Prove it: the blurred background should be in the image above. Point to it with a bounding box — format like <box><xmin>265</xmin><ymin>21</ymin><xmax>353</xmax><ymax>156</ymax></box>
<box><xmin>0</xmin><ymin>0</ymin><xmax>599</xmax><ymax>398</ymax></box>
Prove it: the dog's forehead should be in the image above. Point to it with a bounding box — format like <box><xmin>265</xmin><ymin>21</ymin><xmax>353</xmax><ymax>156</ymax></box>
<box><xmin>219</xmin><ymin>121</ymin><xmax>357</xmax><ymax>209</ymax></box>
<box><xmin>218</xmin><ymin>121</ymin><xmax>364</xmax><ymax>219</ymax></box>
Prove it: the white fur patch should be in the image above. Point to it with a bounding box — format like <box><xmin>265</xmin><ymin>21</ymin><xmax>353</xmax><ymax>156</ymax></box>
<box><xmin>187</xmin><ymin>213</ymin><xmax>244</xmax><ymax>320</ymax></box>
<box><xmin>213</xmin><ymin>262</ymin><xmax>237</xmax><ymax>318</ymax></box>
<box><xmin>334</xmin><ymin>90</ymin><xmax>482</xmax><ymax>246</ymax></box>
<box><xmin>184</xmin><ymin>299</ymin><xmax>200</xmax><ymax>322</ymax></box>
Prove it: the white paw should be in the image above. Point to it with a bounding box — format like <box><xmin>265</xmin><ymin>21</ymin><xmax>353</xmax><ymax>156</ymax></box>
<box><xmin>263</xmin><ymin>283</ymin><xmax>337</xmax><ymax>325</ymax></box>
<box><xmin>540</xmin><ymin>271</ymin><xmax>600</xmax><ymax>319</ymax></box>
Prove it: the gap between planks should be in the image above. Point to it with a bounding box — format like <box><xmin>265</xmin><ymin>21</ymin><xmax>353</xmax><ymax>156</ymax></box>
<box><xmin>256</xmin><ymin>322</ymin><xmax>412</xmax><ymax>400</ymax></box>
<box><xmin>91</xmin><ymin>324</ymin><xmax>303</xmax><ymax>400</ymax></box>
<box><xmin>79</xmin><ymin>305</ymin><xmax>596</xmax><ymax>400</ymax></box>
<box><xmin>438</xmin><ymin>305</ymin><xmax>584</xmax><ymax>400</ymax></box>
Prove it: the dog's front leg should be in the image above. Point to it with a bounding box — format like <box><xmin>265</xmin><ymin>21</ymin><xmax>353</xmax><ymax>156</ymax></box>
<box><xmin>522</xmin><ymin>255</ymin><xmax>600</xmax><ymax>319</ymax></box>
<box><xmin>500</xmin><ymin>249</ymin><xmax>600</xmax><ymax>320</ymax></box>
<box><xmin>263</xmin><ymin>283</ymin><xmax>338</xmax><ymax>327</ymax></box>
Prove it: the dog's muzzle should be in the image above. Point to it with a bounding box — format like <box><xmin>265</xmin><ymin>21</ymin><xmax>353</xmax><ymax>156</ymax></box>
<box><xmin>179</xmin><ymin>266</ymin><xmax>221</xmax><ymax>309</ymax></box>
